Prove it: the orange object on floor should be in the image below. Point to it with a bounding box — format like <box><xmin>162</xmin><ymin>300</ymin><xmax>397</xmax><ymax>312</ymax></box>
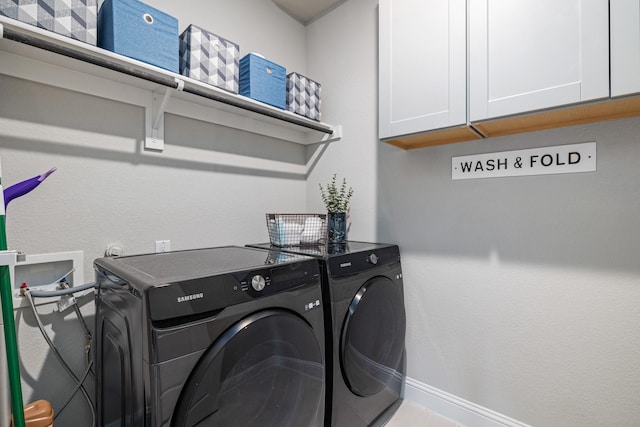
<box><xmin>18</xmin><ymin>400</ymin><xmax>54</xmax><ymax>427</ymax></box>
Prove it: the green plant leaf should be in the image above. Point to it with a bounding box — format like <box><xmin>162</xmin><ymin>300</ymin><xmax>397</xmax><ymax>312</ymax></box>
<box><xmin>319</xmin><ymin>174</ymin><xmax>353</xmax><ymax>213</ymax></box>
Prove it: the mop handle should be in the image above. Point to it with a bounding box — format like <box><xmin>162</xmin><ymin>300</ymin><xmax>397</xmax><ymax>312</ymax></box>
<box><xmin>0</xmin><ymin>165</ymin><xmax>56</xmax><ymax>426</ymax></box>
<box><xmin>0</xmin><ymin>203</ymin><xmax>25</xmax><ymax>427</ymax></box>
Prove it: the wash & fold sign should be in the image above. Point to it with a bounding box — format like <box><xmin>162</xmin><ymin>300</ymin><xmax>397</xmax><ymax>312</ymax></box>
<box><xmin>451</xmin><ymin>142</ymin><xmax>596</xmax><ymax>180</ymax></box>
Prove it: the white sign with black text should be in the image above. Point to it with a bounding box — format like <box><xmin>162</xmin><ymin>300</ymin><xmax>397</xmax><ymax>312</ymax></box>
<box><xmin>452</xmin><ymin>142</ymin><xmax>596</xmax><ymax>180</ymax></box>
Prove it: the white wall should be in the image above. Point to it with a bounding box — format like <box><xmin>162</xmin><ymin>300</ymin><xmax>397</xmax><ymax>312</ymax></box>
<box><xmin>4</xmin><ymin>1</ymin><xmax>640</xmax><ymax>426</ymax></box>
<box><xmin>305</xmin><ymin>0</ymin><xmax>379</xmax><ymax>239</ymax></box>
<box><xmin>141</xmin><ymin>0</ymin><xmax>307</xmax><ymax>71</ymax></box>
<box><xmin>0</xmin><ymin>1</ymin><xmax>308</xmax><ymax>424</ymax></box>
<box><xmin>307</xmin><ymin>1</ymin><xmax>640</xmax><ymax>426</ymax></box>
<box><xmin>380</xmin><ymin>122</ymin><xmax>640</xmax><ymax>427</ymax></box>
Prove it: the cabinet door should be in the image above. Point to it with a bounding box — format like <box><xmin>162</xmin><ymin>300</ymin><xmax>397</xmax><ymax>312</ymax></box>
<box><xmin>611</xmin><ymin>0</ymin><xmax>640</xmax><ymax>97</ymax></box>
<box><xmin>469</xmin><ymin>0</ymin><xmax>609</xmax><ymax>122</ymax></box>
<box><xmin>378</xmin><ymin>0</ymin><xmax>466</xmax><ymax>139</ymax></box>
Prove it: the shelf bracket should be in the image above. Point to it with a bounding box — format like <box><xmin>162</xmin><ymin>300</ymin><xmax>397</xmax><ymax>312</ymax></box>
<box><xmin>307</xmin><ymin>124</ymin><xmax>342</xmax><ymax>144</ymax></box>
<box><xmin>324</xmin><ymin>125</ymin><xmax>342</xmax><ymax>143</ymax></box>
<box><xmin>0</xmin><ymin>250</ymin><xmax>18</xmax><ymax>268</ymax></box>
<box><xmin>145</xmin><ymin>77</ymin><xmax>185</xmax><ymax>151</ymax></box>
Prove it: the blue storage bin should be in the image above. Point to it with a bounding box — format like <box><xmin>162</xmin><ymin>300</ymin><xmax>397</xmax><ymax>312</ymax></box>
<box><xmin>98</xmin><ymin>0</ymin><xmax>179</xmax><ymax>73</ymax></box>
<box><xmin>239</xmin><ymin>53</ymin><xmax>286</xmax><ymax>109</ymax></box>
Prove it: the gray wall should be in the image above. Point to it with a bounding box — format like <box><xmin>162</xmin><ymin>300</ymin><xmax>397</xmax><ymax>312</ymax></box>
<box><xmin>307</xmin><ymin>0</ymin><xmax>640</xmax><ymax>426</ymax></box>
<box><xmin>378</xmin><ymin>121</ymin><xmax>640</xmax><ymax>426</ymax></box>
<box><xmin>3</xmin><ymin>0</ymin><xmax>640</xmax><ymax>426</ymax></box>
<box><xmin>0</xmin><ymin>1</ymin><xmax>308</xmax><ymax>424</ymax></box>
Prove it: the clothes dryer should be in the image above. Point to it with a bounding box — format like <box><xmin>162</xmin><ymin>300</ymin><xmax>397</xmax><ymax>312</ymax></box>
<box><xmin>94</xmin><ymin>246</ymin><xmax>325</xmax><ymax>427</ymax></box>
<box><xmin>247</xmin><ymin>241</ymin><xmax>406</xmax><ymax>427</ymax></box>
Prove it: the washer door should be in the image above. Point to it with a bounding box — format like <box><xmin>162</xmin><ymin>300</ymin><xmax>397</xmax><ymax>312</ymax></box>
<box><xmin>340</xmin><ymin>276</ymin><xmax>406</xmax><ymax>397</ymax></box>
<box><xmin>171</xmin><ymin>309</ymin><xmax>324</xmax><ymax>427</ymax></box>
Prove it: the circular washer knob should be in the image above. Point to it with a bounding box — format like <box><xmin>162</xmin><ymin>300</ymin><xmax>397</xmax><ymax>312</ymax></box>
<box><xmin>367</xmin><ymin>253</ymin><xmax>379</xmax><ymax>265</ymax></box>
<box><xmin>251</xmin><ymin>275</ymin><xmax>266</xmax><ymax>291</ymax></box>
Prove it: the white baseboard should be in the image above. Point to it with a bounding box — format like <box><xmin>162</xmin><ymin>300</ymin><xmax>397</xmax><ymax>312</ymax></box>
<box><xmin>403</xmin><ymin>377</ymin><xmax>532</xmax><ymax>427</ymax></box>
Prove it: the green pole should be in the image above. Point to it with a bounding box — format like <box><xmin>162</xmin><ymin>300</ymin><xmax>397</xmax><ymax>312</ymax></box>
<box><xmin>0</xmin><ymin>162</ymin><xmax>25</xmax><ymax>427</ymax></box>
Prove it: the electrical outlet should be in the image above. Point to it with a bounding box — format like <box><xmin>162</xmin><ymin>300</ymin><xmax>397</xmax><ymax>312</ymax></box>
<box><xmin>155</xmin><ymin>240</ymin><xmax>171</xmax><ymax>253</ymax></box>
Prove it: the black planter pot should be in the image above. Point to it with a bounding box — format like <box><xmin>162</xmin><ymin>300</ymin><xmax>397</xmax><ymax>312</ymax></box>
<box><xmin>328</xmin><ymin>212</ymin><xmax>347</xmax><ymax>243</ymax></box>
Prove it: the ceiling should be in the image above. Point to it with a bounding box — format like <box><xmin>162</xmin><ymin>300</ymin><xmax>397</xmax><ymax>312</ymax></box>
<box><xmin>272</xmin><ymin>0</ymin><xmax>348</xmax><ymax>25</ymax></box>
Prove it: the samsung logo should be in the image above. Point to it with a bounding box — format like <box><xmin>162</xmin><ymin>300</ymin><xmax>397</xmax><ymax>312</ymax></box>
<box><xmin>177</xmin><ymin>293</ymin><xmax>204</xmax><ymax>303</ymax></box>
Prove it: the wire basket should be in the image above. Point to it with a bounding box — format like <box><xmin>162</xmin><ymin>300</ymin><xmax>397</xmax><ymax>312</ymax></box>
<box><xmin>266</xmin><ymin>213</ymin><xmax>327</xmax><ymax>247</ymax></box>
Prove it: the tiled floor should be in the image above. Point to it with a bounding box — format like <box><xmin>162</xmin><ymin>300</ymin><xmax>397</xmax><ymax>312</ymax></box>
<box><xmin>385</xmin><ymin>400</ymin><xmax>463</xmax><ymax>427</ymax></box>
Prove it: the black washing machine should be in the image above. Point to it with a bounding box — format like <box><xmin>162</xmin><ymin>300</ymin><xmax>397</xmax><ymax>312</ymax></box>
<box><xmin>94</xmin><ymin>246</ymin><xmax>325</xmax><ymax>427</ymax></box>
<box><xmin>247</xmin><ymin>241</ymin><xmax>406</xmax><ymax>427</ymax></box>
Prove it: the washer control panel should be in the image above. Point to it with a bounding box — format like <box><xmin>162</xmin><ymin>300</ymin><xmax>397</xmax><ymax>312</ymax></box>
<box><xmin>251</xmin><ymin>274</ymin><xmax>266</xmax><ymax>291</ymax></box>
<box><xmin>327</xmin><ymin>245</ymin><xmax>401</xmax><ymax>278</ymax></box>
<box><xmin>147</xmin><ymin>258</ymin><xmax>320</xmax><ymax>323</ymax></box>
<box><xmin>238</xmin><ymin>259</ymin><xmax>320</xmax><ymax>298</ymax></box>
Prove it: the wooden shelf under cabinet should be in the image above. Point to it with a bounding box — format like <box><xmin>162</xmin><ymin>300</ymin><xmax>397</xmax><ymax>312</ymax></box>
<box><xmin>384</xmin><ymin>125</ymin><xmax>482</xmax><ymax>150</ymax></box>
<box><xmin>383</xmin><ymin>96</ymin><xmax>640</xmax><ymax>150</ymax></box>
<box><xmin>473</xmin><ymin>96</ymin><xmax>640</xmax><ymax>138</ymax></box>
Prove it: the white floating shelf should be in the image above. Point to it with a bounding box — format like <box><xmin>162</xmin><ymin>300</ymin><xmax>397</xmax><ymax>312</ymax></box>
<box><xmin>0</xmin><ymin>17</ymin><xmax>341</xmax><ymax>148</ymax></box>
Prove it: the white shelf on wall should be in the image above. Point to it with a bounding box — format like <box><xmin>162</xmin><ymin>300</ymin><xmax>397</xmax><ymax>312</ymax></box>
<box><xmin>0</xmin><ymin>17</ymin><xmax>341</xmax><ymax>149</ymax></box>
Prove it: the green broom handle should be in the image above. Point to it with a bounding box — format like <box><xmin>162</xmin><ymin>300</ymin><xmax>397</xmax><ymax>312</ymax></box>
<box><xmin>0</xmin><ymin>211</ymin><xmax>25</xmax><ymax>427</ymax></box>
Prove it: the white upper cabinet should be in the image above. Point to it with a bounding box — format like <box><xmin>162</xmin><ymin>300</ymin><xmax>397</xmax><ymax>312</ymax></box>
<box><xmin>611</xmin><ymin>0</ymin><xmax>640</xmax><ymax>97</ymax></box>
<box><xmin>378</xmin><ymin>0</ymin><xmax>467</xmax><ymax>139</ymax></box>
<box><xmin>469</xmin><ymin>0</ymin><xmax>609</xmax><ymax>122</ymax></box>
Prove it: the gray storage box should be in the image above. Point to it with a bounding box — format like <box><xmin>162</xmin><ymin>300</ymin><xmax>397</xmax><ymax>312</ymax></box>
<box><xmin>179</xmin><ymin>24</ymin><xmax>239</xmax><ymax>93</ymax></box>
<box><xmin>0</xmin><ymin>0</ymin><xmax>98</xmax><ymax>45</ymax></box>
<box><xmin>286</xmin><ymin>72</ymin><xmax>321</xmax><ymax>121</ymax></box>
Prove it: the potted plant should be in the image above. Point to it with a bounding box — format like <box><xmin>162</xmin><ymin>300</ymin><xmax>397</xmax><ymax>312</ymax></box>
<box><xmin>319</xmin><ymin>174</ymin><xmax>353</xmax><ymax>243</ymax></box>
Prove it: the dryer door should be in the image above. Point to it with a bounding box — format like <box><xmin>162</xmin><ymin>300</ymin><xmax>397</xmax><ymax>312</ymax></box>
<box><xmin>171</xmin><ymin>309</ymin><xmax>324</xmax><ymax>427</ymax></box>
<box><xmin>340</xmin><ymin>276</ymin><xmax>406</xmax><ymax>397</ymax></box>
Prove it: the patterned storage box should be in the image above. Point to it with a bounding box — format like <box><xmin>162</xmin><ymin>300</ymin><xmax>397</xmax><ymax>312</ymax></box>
<box><xmin>98</xmin><ymin>0</ymin><xmax>179</xmax><ymax>73</ymax></box>
<box><xmin>0</xmin><ymin>0</ymin><xmax>98</xmax><ymax>45</ymax></box>
<box><xmin>239</xmin><ymin>53</ymin><xmax>286</xmax><ymax>109</ymax></box>
<box><xmin>287</xmin><ymin>72</ymin><xmax>321</xmax><ymax>121</ymax></box>
<box><xmin>179</xmin><ymin>24</ymin><xmax>239</xmax><ymax>94</ymax></box>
